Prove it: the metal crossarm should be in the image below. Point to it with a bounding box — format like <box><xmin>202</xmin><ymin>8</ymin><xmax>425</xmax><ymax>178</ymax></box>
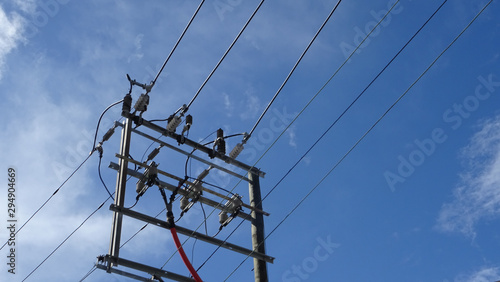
<box><xmin>109</xmin><ymin>204</ymin><xmax>275</xmax><ymax>264</ymax></box>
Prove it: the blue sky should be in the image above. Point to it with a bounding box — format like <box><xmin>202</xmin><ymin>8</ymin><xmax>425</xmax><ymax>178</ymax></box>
<box><xmin>0</xmin><ymin>0</ymin><xmax>499</xmax><ymax>281</ymax></box>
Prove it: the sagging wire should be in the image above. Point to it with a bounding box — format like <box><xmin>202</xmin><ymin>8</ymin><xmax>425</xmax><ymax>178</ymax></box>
<box><xmin>223</xmin><ymin>0</ymin><xmax>491</xmax><ymax>279</ymax></box>
<box><xmin>78</xmin><ymin>264</ymin><xmax>97</xmax><ymax>282</ymax></box>
<box><xmin>199</xmin><ymin>201</ymin><xmax>208</xmax><ymax>236</ymax></box>
<box><xmin>23</xmin><ymin>194</ymin><xmax>114</xmax><ymax>282</ymax></box>
<box><xmin>97</xmin><ymin>146</ymin><xmax>114</xmax><ymax>200</ymax></box>
<box><xmin>217</xmin><ymin>0</ymin><xmax>451</xmax><ymax>266</ymax></box>
<box><xmin>151</xmin><ymin>0</ymin><xmax>207</xmax><ymax>88</ymax></box>
<box><xmin>243</xmin><ymin>0</ymin><xmax>343</xmax><ymax>144</ymax></box>
<box><xmin>165</xmin><ymin>0</ymin><xmax>265</xmax><ymax>136</ymax></box>
<box><xmin>91</xmin><ymin>99</ymin><xmax>123</xmax><ymax>153</ymax></box>
<box><xmin>0</xmin><ymin>96</ymin><xmax>124</xmax><ymax>252</ymax></box>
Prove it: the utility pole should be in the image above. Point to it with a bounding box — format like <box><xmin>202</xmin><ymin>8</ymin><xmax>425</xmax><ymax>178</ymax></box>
<box><xmin>108</xmin><ymin>117</ymin><xmax>132</xmax><ymax>266</ymax></box>
<box><xmin>96</xmin><ymin>88</ymin><xmax>274</xmax><ymax>281</ymax></box>
<box><xmin>249</xmin><ymin>172</ymin><xmax>268</xmax><ymax>282</ymax></box>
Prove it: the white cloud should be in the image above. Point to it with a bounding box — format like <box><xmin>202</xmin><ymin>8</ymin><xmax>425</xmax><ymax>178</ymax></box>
<box><xmin>13</xmin><ymin>0</ymin><xmax>37</xmax><ymax>14</ymax></box>
<box><xmin>238</xmin><ymin>87</ymin><xmax>261</xmax><ymax>120</ymax></box>
<box><xmin>0</xmin><ymin>6</ymin><xmax>25</xmax><ymax>80</ymax></box>
<box><xmin>455</xmin><ymin>266</ymin><xmax>500</xmax><ymax>282</ymax></box>
<box><xmin>436</xmin><ymin>114</ymin><xmax>500</xmax><ymax>238</ymax></box>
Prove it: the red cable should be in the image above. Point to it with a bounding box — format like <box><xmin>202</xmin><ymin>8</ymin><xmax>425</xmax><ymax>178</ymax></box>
<box><xmin>170</xmin><ymin>227</ymin><xmax>203</xmax><ymax>282</ymax></box>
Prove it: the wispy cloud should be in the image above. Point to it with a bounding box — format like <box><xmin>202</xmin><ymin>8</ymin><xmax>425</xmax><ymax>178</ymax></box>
<box><xmin>12</xmin><ymin>0</ymin><xmax>36</xmax><ymax>14</ymax></box>
<box><xmin>238</xmin><ymin>87</ymin><xmax>261</xmax><ymax>120</ymax></box>
<box><xmin>436</xmin><ymin>114</ymin><xmax>500</xmax><ymax>238</ymax></box>
<box><xmin>0</xmin><ymin>5</ymin><xmax>25</xmax><ymax>80</ymax></box>
<box><xmin>454</xmin><ymin>266</ymin><xmax>500</xmax><ymax>282</ymax></box>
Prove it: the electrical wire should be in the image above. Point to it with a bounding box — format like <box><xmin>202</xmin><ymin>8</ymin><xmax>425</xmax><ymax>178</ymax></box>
<box><xmin>78</xmin><ymin>265</ymin><xmax>97</xmax><ymax>282</ymax></box>
<box><xmin>197</xmin><ymin>179</ymin><xmax>235</xmax><ymax>196</ymax></box>
<box><xmin>92</xmin><ymin>99</ymin><xmax>124</xmax><ymax>152</ymax></box>
<box><xmin>23</xmin><ymin>195</ymin><xmax>113</xmax><ymax>281</ymax></box>
<box><xmin>151</xmin><ymin>0</ymin><xmax>206</xmax><ymax>88</ymax></box>
<box><xmin>183</xmin><ymin>0</ymin><xmax>266</xmax><ymax>113</ymax></box>
<box><xmin>200</xmin><ymin>201</ymin><xmax>208</xmax><ymax>236</ymax></box>
<box><xmin>222</xmin><ymin>0</ymin><xmax>493</xmax><ymax>278</ymax></box>
<box><xmin>256</xmin><ymin>0</ymin><xmax>450</xmax><ymax>208</ymax></box>
<box><xmin>195</xmin><ymin>0</ymin><xmax>454</xmax><ymax>272</ymax></box>
<box><xmin>98</xmin><ymin>149</ymin><xmax>115</xmax><ymax>200</ymax></box>
<box><xmin>160</xmin><ymin>0</ymin><xmax>364</xmax><ymax>269</ymax></box>
<box><xmin>0</xmin><ymin>153</ymin><xmax>92</xmax><ymax>251</ymax></box>
<box><xmin>120</xmin><ymin>208</ymin><xmax>166</xmax><ymax>248</ymax></box>
<box><xmin>246</xmin><ymin>0</ymin><xmax>343</xmax><ymax>141</ymax></box>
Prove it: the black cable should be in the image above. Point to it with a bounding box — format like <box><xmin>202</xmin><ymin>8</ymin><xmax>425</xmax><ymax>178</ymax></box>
<box><xmin>0</xmin><ymin>153</ymin><xmax>93</xmax><ymax>251</ymax></box>
<box><xmin>23</xmin><ymin>195</ymin><xmax>113</xmax><ymax>281</ymax></box>
<box><xmin>151</xmin><ymin>0</ymin><xmax>206</xmax><ymax>87</ymax></box>
<box><xmin>78</xmin><ymin>265</ymin><xmax>97</xmax><ymax>282</ymax></box>
<box><xmin>191</xmin><ymin>238</ymin><xmax>198</xmax><ymax>265</ymax></box>
<box><xmin>166</xmin><ymin>0</ymin><xmax>403</xmax><ymax>271</ymax></box>
<box><xmin>197</xmin><ymin>0</ymin><xmax>453</xmax><ymax>272</ymax></box>
<box><xmin>98</xmin><ymin>148</ymin><xmax>115</xmax><ymax>200</ymax></box>
<box><xmin>246</xmin><ymin>0</ymin><xmax>343</xmax><ymax>141</ymax></box>
<box><xmin>149</xmin><ymin>117</ymin><xmax>170</xmax><ymax>123</ymax></box>
<box><xmin>194</xmin><ymin>0</ymin><xmax>348</xmax><ymax>270</ymax></box>
<box><xmin>257</xmin><ymin>0</ymin><xmax>450</xmax><ymax>207</ymax></box>
<box><xmin>184</xmin><ymin>0</ymin><xmax>266</xmax><ymax>113</ymax></box>
<box><xmin>200</xmin><ymin>201</ymin><xmax>208</xmax><ymax>236</ymax></box>
<box><xmin>120</xmin><ymin>208</ymin><xmax>166</xmax><ymax>249</ymax></box>
<box><xmin>184</xmin><ymin>130</ymin><xmax>217</xmax><ymax>177</ymax></box>
<box><xmin>125</xmin><ymin>198</ymin><xmax>139</xmax><ymax>209</ymax></box>
<box><xmin>196</xmin><ymin>179</ymin><xmax>235</xmax><ymax>196</ymax></box>
<box><xmin>92</xmin><ymin>99</ymin><xmax>124</xmax><ymax>152</ymax></box>
<box><xmin>191</xmin><ymin>0</ymin><xmax>401</xmax><ymax>246</ymax></box>
<box><xmin>223</xmin><ymin>0</ymin><xmax>492</xmax><ymax>278</ymax></box>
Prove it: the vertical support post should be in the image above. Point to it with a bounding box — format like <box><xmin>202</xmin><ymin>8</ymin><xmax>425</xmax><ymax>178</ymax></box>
<box><xmin>249</xmin><ymin>172</ymin><xmax>268</xmax><ymax>282</ymax></box>
<box><xmin>108</xmin><ymin>118</ymin><xmax>132</xmax><ymax>268</ymax></box>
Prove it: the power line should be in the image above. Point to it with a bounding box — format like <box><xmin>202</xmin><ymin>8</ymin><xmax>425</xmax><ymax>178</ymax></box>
<box><xmin>0</xmin><ymin>153</ymin><xmax>92</xmax><ymax>251</ymax></box>
<box><xmin>184</xmin><ymin>0</ymin><xmax>266</xmax><ymax>113</ymax></box>
<box><xmin>78</xmin><ymin>265</ymin><xmax>97</xmax><ymax>282</ymax></box>
<box><xmin>23</xmin><ymin>195</ymin><xmax>113</xmax><ymax>281</ymax></box>
<box><xmin>246</xmin><ymin>0</ymin><xmax>343</xmax><ymax>142</ymax></box>
<box><xmin>98</xmin><ymin>147</ymin><xmax>115</xmax><ymax>200</ymax></box>
<box><xmin>223</xmin><ymin>0</ymin><xmax>493</xmax><ymax>278</ymax></box>
<box><xmin>151</xmin><ymin>0</ymin><xmax>206</xmax><ymax>88</ymax></box>
<box><xmin>160</xmin><ymin>0</ymin><xmax>401</xmax><ymax>271</ymax></box>
<box><xmin>0</xmin><ymin>98</ymin><xmax>122</xmax><ymax>252</ymax></box>
<box><xmin>92</xmin><ymin>99</ymin><xmax>124</xmax><ymax>151</ymax></box>
<box><xmin>193</xmin><ymin>0</ymin><xmax>404</xmax><ymax>271</ymax></box>
<box><xmin>259</xmin><ymin>0</ymin><xmax>450</xmax><ymax>210</ymax></box>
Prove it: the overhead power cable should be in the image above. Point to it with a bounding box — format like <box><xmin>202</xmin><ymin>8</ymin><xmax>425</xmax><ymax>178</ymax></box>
<box><xmin>0</xmin><ymin>98</ymin><xmax>122</xmax><ymax>252</ymax></box>
<box><xmin>245</xmin><ymin>0</ymin><xmax>343</xmax><ymax>142</ymax></box>
<box><xmin>23</xmin><ymin>195</ymin><xmax>113</xmax><ymax>281</ymax></box>
<box><xmin>223</xmin><ymin>0</ymin><xmax>493</xmax><ymax>279</ymax></box>
<box><xmin>0</xmin><ymin>153</ymin><xmax>92</xmax><ymax>251</ymax></box>
<box><xmin>151</xmin><ymin>0</ymin><xmax>206</xmax><ymax>89</ymax></box>
<box><xmin>92</xmin><ymin>99</ymin><xmax>123</xmax><ymax>152</ymax></box>
<box><xmin>183</xmin><ymin>0</ymin><xmax>266</xmax><ymax>114</ymax></box>
<box><xmin>161</xmin><ymin>0</ymin><xmax>346</xmax><ymax>270</ymax></box>
<box><xmin>262</xmin><ymin>0</ymin><xmax>450</xmax><ymax>212</ymax></box>
<box><xmin>78</xmin><ymin>265</ymin><xmax>97</xmax><ymax>282</ymax></box>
